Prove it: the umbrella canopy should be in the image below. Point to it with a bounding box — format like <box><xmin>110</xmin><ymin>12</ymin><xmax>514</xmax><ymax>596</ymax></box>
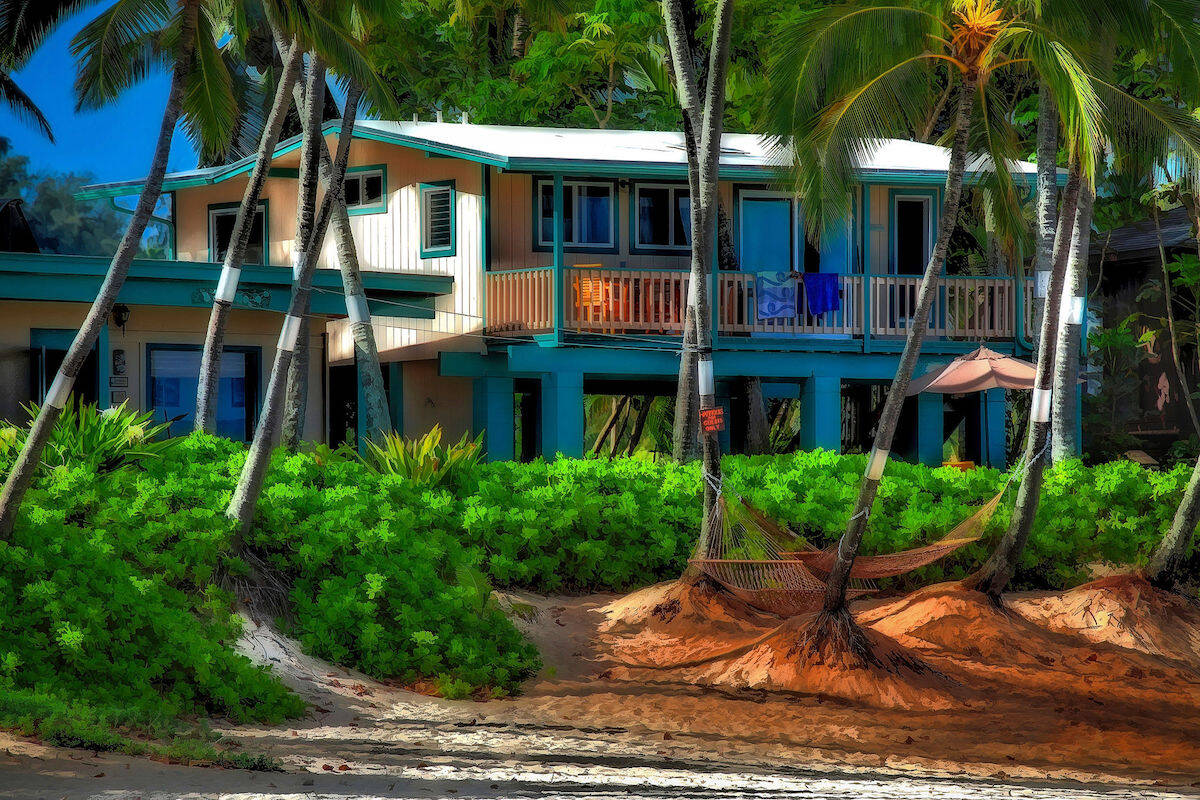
<box><xmin>906</xmin><ymin>346</ymin><xmax>1036</xmax><ymax>395</ymax></box>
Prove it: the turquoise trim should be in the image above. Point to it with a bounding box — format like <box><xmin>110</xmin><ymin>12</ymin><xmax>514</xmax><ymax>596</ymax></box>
<box><xmin>552</xmin><ymin>175</ymin><xmax>564</xmax><ymax>345</ymax></box>
<box><xmin>800</xmin><ymin>376</ymin><xmax>840</xmax><ymax>452</ymax></box>
<box><xmin>207</xmin><ymin>199</ymin><xmax>269</xmax><ymax>266</ymax></box>
<box><xmin>418</xmin><ymin>179</ymin><xmax>456</xmax><ymax>259</ymax></box>
<box><xmin>0</xmin><ymin>252</ymin><xmax>448</xmax><ymax>318</ymax></box>
<box><xmin>531</xmin><ymin>176</ymin><xmax>620</xmax><ymax>255</ymax></box>
<box><xmin>916</xmin><ymin>392</ymin><xmax>944</xmax><ymax>466</ymax></box>
<box><xmin>345</xmin><ymin>163</ymin><xmax>388</xmax><ymax>216</ymax></box>
<box><xmin>97</xmin><ymin>323</ymin><xmax>110</xmax><ymax>409</ymax></box>
<box><xmin>862</xmin><ymin>185</ymin><xmax>872</xmax><ymax>353</ymax></box>
<box><xmin>268</xmin><ymin>167</ymin><xmax>299</xmax><ymax>179</ymax></box>
<box><xmin>627</xmin><ymin>180</ymin><xmax>692</xmax><ymax>256</ymax></box>
<box><xmin>481</xmin><ymin>164</ymin><xmax>491</xmax><ymax>331</ymax></box>
<box><xmin>387</xmin><ymin>362</ymin><xmax>404</xmax><ymax>435</ymax></box>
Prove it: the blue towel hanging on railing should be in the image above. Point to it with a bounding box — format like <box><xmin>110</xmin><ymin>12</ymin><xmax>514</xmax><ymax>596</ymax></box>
<box><xmin>756</xmin><ymin>271</ymin><xmax>797</xmax><ymax>319</ymax></box>
<box><xmin>802</xmin><ymin>272</ymin><xmax>841</xmax><ymax>316</ymax></box>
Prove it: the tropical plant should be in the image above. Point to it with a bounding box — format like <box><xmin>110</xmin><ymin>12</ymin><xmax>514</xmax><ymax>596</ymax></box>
<box><xmin>0</xmin><ymin>0</ymin><xmax>206</xmax><ymax>537</ymax></box>
<box><xmin>360</xmin><ymin>425</ymin><xmax>484</xmax><ymax>488</ymax></box>
<box><xmin>763</xmin><ymin>0</ymin><xmax>1111</xmax><ymax>647</ymax></box>
<box><xmin>10</xmin><ymin>400</ymin><xmax>180</xmax><ymax>474</ymax></box>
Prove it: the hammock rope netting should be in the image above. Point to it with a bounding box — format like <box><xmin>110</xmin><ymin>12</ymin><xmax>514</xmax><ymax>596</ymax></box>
<box><xmin>689</xmin><ymin>469</ymin><xmax>1017</xmax><ymax>618</ymax></box>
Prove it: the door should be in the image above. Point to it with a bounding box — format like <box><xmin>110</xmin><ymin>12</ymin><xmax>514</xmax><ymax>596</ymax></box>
<box><xmin>29</xmin><ymin>329</ymin><xmax>99</xmax><ymax>408</ymax></box>
<box><xmin>739</xmin><ymin>195</ymin><xmax>794</xmax><ymax>271</ymax></box>
<box><xmin>146</xmin><ymin>345</ymin><xmax>259</xmax><ymax>440</ymax></box>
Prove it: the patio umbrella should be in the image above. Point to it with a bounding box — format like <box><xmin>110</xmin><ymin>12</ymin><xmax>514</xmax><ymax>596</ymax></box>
<box><xmin>906</xmin><ymin>346</ymin><xmax>1036</xmax><ymax>396</ymax></box>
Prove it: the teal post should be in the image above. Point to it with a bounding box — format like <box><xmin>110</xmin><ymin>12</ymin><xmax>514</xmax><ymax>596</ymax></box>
<box><xmin>473</xmin><ymin>376</ymin><xmax>515</xmax><ymax>461</ymax></box>
<box><xmin>356</xmin><ymin>357</ymin><xmax>367</xmax><ymax>451</ymax></box>
<box><xmin>97</xmin><ymin>322</ymin><xmax>110</xmax><ymax>409</ymax></box>
<box><xmin>917</xmin><ymin>392</ymin><xmax>944</xmax><ymax>467</ymax></box>
<box><xmin>387</xmin><ymin>362</ymin><xmax>404</xmax><ymax>435</ymax></box>
<box><xmin>982</xmin><ymin>387</ymin><xmax>1006</xmax><ymax>469</ymax></box>
<box><xmin>710</xmin><ymin>230</ymin><xmax>720</xmax><ymax>348</ymax></box>
<box><xmin>861</xmin><ymin>185</ymin><xmax>873</xmax><ymax>354</ymax></box>
<box><xmin>552</xmin><ymin>174</ymin><xmax>564</xmax><ymax>345</ymax></box>
<box><xmin>716</xmin><ymin>385</ymin><xmax>732</xmax><ymax>454</ymax></box>
<box><xmin>540</xmin><ymin>370</ymin><xmax>583</xmax><ymax>458</ymax></box>
<box><xmin>799</xmin><ymin>375</ymin><xmax>841</xmax><ymax>452</ymax></box>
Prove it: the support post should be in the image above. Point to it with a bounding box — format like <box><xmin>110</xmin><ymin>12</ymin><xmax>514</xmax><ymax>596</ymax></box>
<box><xmin>862</xmin><ymin>185</ymin><xmax>873</xmax><ymax>353</ymax></box>
<box><xmin>552</xmin><ymin>174</ymin><xmax>564</xmax><ymax>346</ymax></box>
<box><xmin>982</xmin><ymin>387</ymin><xmax>1006</xmax><ymax>469</ymax></box>
<box><xmin>473</xmin><ymin>375</ymin><xmax>515</xmax><ymax>461</ymax></box>
<box><xmin>539</xmin><ymin>370</ymin><xmax>583</xmax><ymax>458</ymax></box>
<box><xmin>800</xmin><ymin>375</ymin><xmax>841</xmax><ymax>452</ymax></box>
<box><xmin>916</xmin><ymin>391</ymin><xmax>944</xmax><ymax>467</ymax></box>
<box><xmin>97</xmin><ymin>322</ymin><xmax>110</xmax><ymax>410</ymax></box>
<box><xmin>356</xmin><ymin>356</ymin><xmax>368</xmax><ymax>452</ymax></box>
<box><xmin>716</xmin><ymin>385</ymin><xmax>732</xmax><ymax>454</ymax></box>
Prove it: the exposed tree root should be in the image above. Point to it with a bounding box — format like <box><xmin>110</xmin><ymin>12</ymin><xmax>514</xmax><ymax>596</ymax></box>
<box><xmin>794</xmin><ymin>605</ymin><xmax>941</xmax><ymax>679</ymax></box>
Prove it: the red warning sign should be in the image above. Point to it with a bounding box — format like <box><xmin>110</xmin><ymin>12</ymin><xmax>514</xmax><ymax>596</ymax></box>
<box><xmin>700</xmin><ymin>405</ymin><xmax>725</xmax><ymax>434</ymax></box>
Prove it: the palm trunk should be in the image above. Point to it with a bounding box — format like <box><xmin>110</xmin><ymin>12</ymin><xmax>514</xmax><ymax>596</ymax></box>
<box><xmin>591</xmin><ymin>396</ymin><xmax>628</xmax><ymax>455</ymax></box>
<box><xmin>1050</xmin><ymin>179</ymin><xmax>1094</xmax><ymax>461</ymax></box>
<box><xmin>195</xmin><ymin>40</ymin><xmax>303</xmax><ymax>433</ymax></box>
<box><xmin>226</xmin><ymin>69</ymin><xmax>356</xmax><ymax>537</ymax></box>
<box><xmin>1153</xmin><ymin>205</ymin><xmax>1200</xmax><ymax>438</ymax></box>
<box><xmin>625</xmin><ymin>396</ymin><xmax>653</xmax><ymax>455</ymax></box>
<box><xmin>815</xmin><ymin>70</ymin><xmax>977</xmax><ymax>638</ymax></box>
<box><xmin>269</xmin><ymin>25</ymin><xmax>390</xmax><ymax>445</ymax></box>
<box><xmin>1029</xmin><ymin>85</ymin><xmax>1059</xmax><ymax>350</ymax></box>
<box><xmin>511</xmin><ymin>10</ymin><xmax>529</xmax><ymax>59</ymax></box>
<box><xmin>280</xmin><ymin>57</ymin><xmax>326</xmax><ymax>450</ymax></box>
<box><xmin>973</xmin><ymin>157</ymin><xmax>1082</xmax><ymax>602</ymax></box>
<box><xmin>0</xmin><ymin>0</ymin><xmax>201</xmax><ymax>537</ymax></box>
<box><xmin>743</xmin><ymin>377</ymin><xmax>769</xmax><ymax>454</ymax></box>
<box><xmin>1148</xmin><ymin>450</ymin><xmax>1200</xmax><ymax>590</ymax></box>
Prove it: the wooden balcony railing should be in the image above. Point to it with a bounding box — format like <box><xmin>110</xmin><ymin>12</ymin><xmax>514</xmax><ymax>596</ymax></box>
<box><xmin>485</xmin><ymin>267</ymin><xmax>554</xmax><ymax>334</ymax></box>
<box><xmin>485</xmin><ymin>266</ymin><xmax>1033</xmax><ymax>344</ymax></box>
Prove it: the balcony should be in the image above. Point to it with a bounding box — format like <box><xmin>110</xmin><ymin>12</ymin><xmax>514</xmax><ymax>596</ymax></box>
<box><xmin>485</xmin><ymin>265</ymin><xmax>1035</xmax><ymax>349</ymax></box>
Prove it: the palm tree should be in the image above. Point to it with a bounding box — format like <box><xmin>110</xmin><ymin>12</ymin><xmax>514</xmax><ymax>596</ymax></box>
<box><xmin>0</xmin><ymin>0</ymin><xmax>208</xmax><ymax>536</ymax></box>
<box><xmin>764</xmin><ymin>0</ymin><xmax>1103</xmax><ymax>653</ymax></box>
<box><xmin>0</xmin><ymin>0</ymin><xmax>103</xmax><ymax>139</ymax></box>
<box><xmin>195</xmin><ymin>33</ymin><xmax>304</xmax><ymax>434</ymax></box>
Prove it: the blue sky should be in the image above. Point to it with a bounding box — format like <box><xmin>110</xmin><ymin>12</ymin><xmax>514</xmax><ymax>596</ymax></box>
<box><xmin>0</xmin><ymin>8</ymin><xmax>201</xmax><ymax>185</ymax></box>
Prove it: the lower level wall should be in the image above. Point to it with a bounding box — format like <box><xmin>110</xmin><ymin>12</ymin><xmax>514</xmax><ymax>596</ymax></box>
<box><xmin>0</xmin><ymin>300</ymin><xmax>325</xmax><ymax>442</ymax></box>
<box><xmin>400</xmin><ymin>358</ymin><xmax>474</xmax><ymax>441</ymax></box>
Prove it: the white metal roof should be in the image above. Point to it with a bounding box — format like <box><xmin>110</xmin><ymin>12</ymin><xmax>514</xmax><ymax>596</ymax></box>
<box><xmin>80</xmin><ymin>120</ymin><xmax>1044</xmax><ymax>198</ymax></box>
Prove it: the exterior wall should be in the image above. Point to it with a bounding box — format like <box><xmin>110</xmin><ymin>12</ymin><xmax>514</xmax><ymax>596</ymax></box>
<box><xmin>0</xmin><ymin>300</ymin><xmax>324</xmax><ymax>441</ymax></box>
<box><xmin>173</xmin><ymin>136</ymin><xmax>484</xmax><ymax>366</ymax></box>
<box><xmin>400</xmin><ymin>359</ymin><xmax>474</xmax><ymax>440</ymax></box>
<box><xmin>490</xmin><ymin>171</ymin><xmax>734</xmax><ymax>270</ymax></box>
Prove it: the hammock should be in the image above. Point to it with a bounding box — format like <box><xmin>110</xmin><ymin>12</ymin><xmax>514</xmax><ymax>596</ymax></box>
<box><xmin>690</xmin><ymin>469</ymin><xmax>1014</xmax><ymax>618</ymax></box>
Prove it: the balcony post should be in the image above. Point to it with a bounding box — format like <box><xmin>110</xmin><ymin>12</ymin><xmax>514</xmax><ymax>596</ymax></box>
<box><xmin>552</xmin><ymin>174</ymin><xmax>564</xmax><ymax>345</ymax></box>
<box><xmin>710</xmin><ymin>229</ymin><xmax>720</xmax><ymax>345</ymax></box>
<box><xmin>540</xmin><ymin>370</ymin><xmax>583</xmax><ymax>458</ymax></box>
<box><xmin>862</xmin><ymin>185</ymin><xmax>873</xmax><ymax>352</ymax></box>
<box><xmin>981</xmin><ymin>387</ymin><xmax>1006</xmax><ymax>469</ymax></box>
<box><xmin>917</xmin><ymin>391</ymin><xmax>944</xmax><ymax>467</ymax></box>
<box><xmin>800</xmin><ymin>375</ymin><xmax>841</xmax><ymax>452</ymax></box>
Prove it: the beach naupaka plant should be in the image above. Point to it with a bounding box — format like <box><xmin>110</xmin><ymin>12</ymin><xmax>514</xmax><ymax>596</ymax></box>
<box><xmin>763</xmin><ymin>0</ymin><xmax>1104</xmax><ymax>660</ymax></box>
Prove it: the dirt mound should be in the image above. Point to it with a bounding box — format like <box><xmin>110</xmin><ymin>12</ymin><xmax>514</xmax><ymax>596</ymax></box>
<box><xmin>1012</xmin><ymin>573</ymin><xmax>1200</xmax><ymax>665</ymax></box>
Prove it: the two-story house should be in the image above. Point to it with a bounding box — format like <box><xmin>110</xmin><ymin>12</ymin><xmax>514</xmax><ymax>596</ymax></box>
<box><xmin>0</xmin><ymin>121</ymin><xmax>1048</xmax><ymax>466</ymax></box>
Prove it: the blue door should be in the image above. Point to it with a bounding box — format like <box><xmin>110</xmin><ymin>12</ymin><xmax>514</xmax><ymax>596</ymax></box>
<box><xmin>740</xmin><ymin>196</ymin><xmax>793</xmax><ymax>271</ymax></box>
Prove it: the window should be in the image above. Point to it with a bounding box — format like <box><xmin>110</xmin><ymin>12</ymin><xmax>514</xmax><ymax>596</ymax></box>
<box><xmin>209</xmin><ymin>202</ymin><xmax>266</xmax><ymax>265</ymax></box>
<box><xmin>535</xmin><ymin>178</ymin><xmax>616</xmax><ymax>250</ymax></box>
<box><xmin>344</xmin><ymin>166</ymin><xmax>386</xmax><ymax>214</ymax></box>
<box><xmin>420</xmin><ymin>181</ymin><xmax>455</xmax><ymax>258</ymax></box>
<box><xmin>634</xmin><ymin>183</ymin><xmax>691</xmax><ymax>251</ymax></box>
<box><xmin>147</xmin><ymin>345</ymin><xmax>259</xmax><ymax>440</ymax></box>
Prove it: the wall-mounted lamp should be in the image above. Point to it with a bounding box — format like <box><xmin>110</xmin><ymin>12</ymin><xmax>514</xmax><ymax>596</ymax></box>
<box><xmin>112</xmin><ymin>304</ymin><xmax>131</xmax><ymax>333</ymax></box>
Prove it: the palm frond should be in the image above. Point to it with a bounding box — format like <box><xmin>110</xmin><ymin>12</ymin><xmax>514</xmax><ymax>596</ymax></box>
<box><xmin>1094</xmin><ymin>79</ymin><xmax>1200</xmax><ymax>197</ymax></box>
<box><xmin>181</xmin><ymin>7</ymin><xmax>237</xmax><ymax>163</ymax></box>
<box><xmin>0</xmin><ymin>69</ymin><xmax>51</xmax><ymax>139</ymax></box>
<box><xmin>0</xmin><ymin>0</ymin><xmax>103</xmax><ymax>64</ymax></box>
<box><xmin>71</xmin><ymin>0</ymin><xmax>172</xmax><ymax>110</ymax></box>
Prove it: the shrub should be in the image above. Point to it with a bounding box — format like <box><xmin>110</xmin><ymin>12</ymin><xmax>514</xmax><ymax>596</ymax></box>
<box><xmin>359</xmin><ymin>425</ymin><xmax>483</xmax><ymax>490</ymax></box>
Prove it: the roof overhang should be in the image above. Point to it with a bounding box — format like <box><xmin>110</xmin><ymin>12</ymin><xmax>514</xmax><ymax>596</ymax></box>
<box><xmin>0</xmin><ymin>252</ymin><xmax>450</xmax><ymax>318</ymax></box>
<box><xmin>78</xmin><ymin>121</ymin><xmax>1057</xmax><ymax>200</ymax></box>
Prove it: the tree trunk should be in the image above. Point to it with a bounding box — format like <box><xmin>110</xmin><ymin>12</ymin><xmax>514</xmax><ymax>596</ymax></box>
<box><xmin>195</xmin><ymin>40</ymin><xmax>303</xmax><ymax>433</ymax></box>
<box><xmin>511</xmin><ymin>10</ymin><xmax>530</xmax><ymax>59</ymax></box>
<box><xmin>1050</xmin><ymin>179</ymin><xmax>1094</xmax><ymax>461</ymax></box>
<box><xmin>812</xmin><ymin>71</ymin><xmax>978</xmax><ymax>647</ymax></box>
<box><xmin>662</xmin><ymin>0</ymin><xmax>733</xmax><ymax>548</ymax></box>
<box><xmin>280</xmin><ymin>58</ymin><xmax>326</xmax><ymax>451</ymax></box>
<box><xmin>591</xmin><ymin>396</ymin><xmax>628</xmax><ymax>455</ymax></box>
<box><xmin>625</xmin><ymin>396</ymin><xmax>653</xmax><ymax>455</ymax></box>
<box><xmin>0</xmin><ymin>0</ymin><xmax>201</xmax><ymax>537</ymax></box>
<box><xmin>609</xmin><ymin>400</ymin><xmax>632</xmax><ymax>457</ymax></box>
<box><xmin>743</xmin><ymin>377</ymin><xmax>769</xmax><ymax>454</ymax></box>
<box><xmin>269</xmin><ymin>24</ymin><xmax>391</xmax><ymax>446</ymax></box>
<box><xmin>1153</xmin><ymin>205</ymin><xmax>1200</xmax><ymax>438</ymax></box>
<box><xmin>1148</xmin><ymin>450</ymin><xmax>1200</xmax><ymax>591</ymax></box>
<box><xmin>226</xmin><ymin>70</ymin><xmax>356</xmax><ymax>537</ymax></box>
<box><xmin>972</xmin><ymin>157</ymin><xmax>1082</xmax><ymax>602</ymax></box>
<box><xmin>1029</xmin><ymin>85</ymin><xmax>1059</xmax><ymax>350</ymax></box>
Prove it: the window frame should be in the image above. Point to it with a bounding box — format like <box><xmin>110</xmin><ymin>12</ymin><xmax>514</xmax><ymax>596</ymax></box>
<box><xmin>145</xmin><ymin>342</ymin><xmax>261</xmax><ymax>441</ymax></box>
<box><xmin>532</xmin><ymin>176</ymin><xmax>620</xmax><ymax>254</ymax></box>
<box><xmin>343</xmin><ymin>164</ymin><xmax>388</xmax><ymax>216</ymax></box>
<box><xmin>207</xmin><ymin>200</ymin><xmax>269</xmax><ymax>266</ymax></box>
<box><xmin>629</xmin><ymin>181</ymin><xmax>692</xmax><ymax>255</ymax></box>
<box><xmin>419</xmin><ymin>180</ymin><xmax>457</xmax><ymax>259</ymax></box>
<box><xmin>887</xmin><ymin>188</ymin><xmax>939</xmax><ymax>275</ymax></box>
